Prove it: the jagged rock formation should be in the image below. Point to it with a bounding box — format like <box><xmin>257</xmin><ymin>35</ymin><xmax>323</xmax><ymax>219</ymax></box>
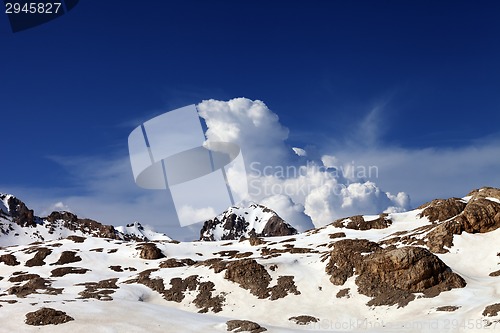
<box><xmin>0</xmin><ymin>194</ymin><xmax>170</xmax><ymax>246</ymax></box>
<box><xmin>200</xmin><ymin>203</ymin><xmax>297</xmax><ymax>241</ymax></box>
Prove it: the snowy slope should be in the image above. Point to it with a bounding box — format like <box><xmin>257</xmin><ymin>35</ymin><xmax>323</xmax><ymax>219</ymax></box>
<box><xmin>0</xmin><ymin>188</ymin><xmax>500</xmax><ymax>332</ymax></box>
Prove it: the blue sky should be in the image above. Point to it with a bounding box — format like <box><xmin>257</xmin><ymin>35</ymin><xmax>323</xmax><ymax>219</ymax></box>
<box><xmin>1</xmin><ymin>1</ymin><xmax>500</xmax><ymax>239</ymax></box>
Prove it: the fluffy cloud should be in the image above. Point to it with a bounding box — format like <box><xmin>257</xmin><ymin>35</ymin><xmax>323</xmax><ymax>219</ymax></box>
<box><xmin>197</xmin><ymin>98</ymin><xmax>291</xmax><ymax>169</ymax></box>
<box><xmin>197</xmin><ymin>98</ymin><xmax>409</xmax><ymax>228</ymax></box>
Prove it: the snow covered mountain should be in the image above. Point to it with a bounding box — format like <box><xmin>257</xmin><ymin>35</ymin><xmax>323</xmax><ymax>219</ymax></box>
<box><xmin>199</xmin><ymin>203</ymin><xmax>298</xmax><ymax>241</ymax></box>
<box><xmin>1</xmin><ymin>188</ymin><xmax>500</xmax><ymax>332</ymax></box>
<box><xmin>0</xmin><ymin>193</ymin><xmax>170</xmax><ymax>247</ymax></box>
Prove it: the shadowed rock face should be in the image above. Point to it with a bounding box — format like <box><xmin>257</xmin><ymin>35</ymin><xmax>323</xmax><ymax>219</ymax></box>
<box><xmin>2</xmin><ymin>195</ymin><xmax>37</xmax><ymax>227</ymax></box>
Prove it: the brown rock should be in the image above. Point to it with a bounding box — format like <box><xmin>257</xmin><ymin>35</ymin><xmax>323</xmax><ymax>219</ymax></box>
<box><xmin>193</xmin><ymin>281</ymin><xmax>225</xmax><ymax>313</ymax></box>
<box><xmin>483</xmin><ymin>303</ymin><xmax>500</xmax><ymax>317</ymax></box>
<box><xmin>25</xmin><ymin>307</ymin><xmax>74</xmax><ymax>326</ymax></box>
<box><xmin>489</xmin><ymin>270</ymin><xmax>500</xmax><ymax>277</ymax></box>
<box><xmin>0</xmin><ymin>254</ymin><xmax>19</xmax><ymax>266</ymax></box>
<box><xmin>197</xmin><ymin>258</ymin><xmax>227</xmax><ymax>273</ymax></box>
<box><xmin>261</xmin><ymin>215</ymin><xmax>297</xmax><ymax>237</ymax></box>
<box><xmin>226</xmin><ymin>320</ymin><xmax>267</xmax><ymax>332</ymax></box>
<box><xmin>163</xmin><ymin>276</ymin><xmax>199</xmax><ymax>302</ymax></box>
<box><xmin>51</xmin><ymin>267</ymin><xmax>89</xmax><ymax>277</ymax></box>
<box><xmin>436</xmin><ymin>305</ymin><xmax>460</xmax><ymax>312</ymax></box>
<box><xmin>25</xmin><ymin>248</ymin><xmax>52</xmax><ymax>267</ymax></box>
<box><xmin>77</xmin><ymin>278</ymin><xmax>118</xmax><ymax>301</ymax></box>
<box><xmin>289</xmin><ymin>315</ymin><xmax>319</xmax><ymax>325</ymax></box>
<box><xmin>249</xmin><ymin>236</ymin><xmax>266</xmax><ymax>246</ymax></box>
<box><xmin>51</xmin><ymin>251</ymin><xmax>81</xmax><ymax>265</ymax></box>
<box><xmin>425</xmin><ymin>195</ymin><xmax>500</xmax><ymax>253</ymax></box>
<box><xmin>325</xmin><ymin>239</ymin><xmax>380</xmax><ymax>285</ymax></box>
<box><xmin>159</xmin><ymin>258</ymin><xmax>196</xmax><ymax>268</ymax></box>
<box><xmin>356</xmin><ymin>246</ymin><xmax>466</xmax><ymax>307</ymax></box>
<box><xmin>336</xmin><ymin>288</ymin><xmax>350</xmax><ymax>298</ymax></box>
<box><xmin>329</xmin><ymin>232</ymin><xmax>346</xmax><ymax>239</ymax></box>
<box><xmin>66</xmin><ymin>235</ymin><xmax>86</xmax><ymax>243</ymax></box>
<box><xmin>418</xmin><ymin>198</ymin><xmax>466</xmax><ymax>223</ymax></box>
<box><xmin>8</xmin><ymin>276</ymin><xmax>62</xmax><ymax>298</ymax></box>
<box><xmin>45</xmin><ymin>211</ymin><xmax>122</xmax><ymax>240</ymax></box>
<box><xmin>332</xmin><ymin>214</ymin><xmax>391</xmax><ymax>230</ymax></box>
<box><xmin>109</xmin><ymin>265</ymin><xmax>123</xmax><ymax>272</ymax></box>
<box><xmin>268</xmin><ymin>276</ymin><xmax>300</xmax><ymax>300</ymax></box>
<box><xmin>139</xmin><ymin>243</ymin><xmax>164</xmax><ymax>260</ymax></box>
<box><xmin>456</xmin><ymin>198</ymin><xmax>500</xmax><ymax>233</ymax></box>
<box><xmin>225</xmin><ymin>259</ymin><xmax>271</xmax><ymax>299</ymax></box>
<box><xmin>9</xmin><ymin>273</ymin><xmax>40</xmax><ymax>282</ymax></box>
<box><xmin>467</xmin><ymin>187</ymin><xmax>500</xmax><ymax>199</ymax></box>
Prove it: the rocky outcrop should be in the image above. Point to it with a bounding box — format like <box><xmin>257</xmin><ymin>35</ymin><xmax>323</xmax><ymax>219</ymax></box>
<box><xmin>0</xmin><ymin>253</ymin><xmax>19</xmax><ymax>266</ymax></box>
<box><xmin>25</xmin><ymin>247</ymin><xmax>52</xmax><ymax>267</ymax></box>
<box><xmin>418</xmin><ymin>198</ymin><xmax>466</xmax><ymax>223</ymax></box>
<box><xmin>289</xmin><ymin>315</ymin><xmax>319</xmax><ymax>325</ymax></box>
<box><xmin>224</xmin><ymin>258</ymin><xmax>299</xmax><ymax>300</ymax></box>
<box><xmin>1</xmin><ymin>195</ymin><xmax>37</xmax><ymax>227</ymax></box>
<box><xmin>325</xmin><ymin>239</ymin><xmax>380</xmax><ymax>285</ymax></box>
<box><xmin>200</xmin><ymin>204</ymin><xmax>297</xmax><ymax>241</ymax></box>
<box><xmin>455</xmin><ymin>198</ymin><xmax>500</xmax><ymax>233</ymax></box>
<box><xmin>139</xmin><ymin>243</ymin><xmax>164</xmax><ymax>260</ymax></box>
<box><xmin>425</xmin><ymin>191</ymin><xmax>500</xmax><ymax>253</ymax></box>
<box><xmin>356</xmin><ymin>246</ymin><xmax>466</xmax><ymax>306</ymax></box>
<box><xmin>226</xmin><ymin>320</ymin><xmax>267</xmax><ymax>333</ymax></box>
<box><xmin>45</xmin><ymin>211</ymin><xmax>122</xmax><ymax>240</ymax></box>
<box><xmin>483</xmin><ymin>303</ymin><xmax>500</xmax><ymax>317</ymax></box>
<box><xmin>51</xmin><ymin>251</ymin><xmax>81</xmax><ymax>265</ymax></box>
<box><xmin>25</xmin><ymin>307</ymin><xmax>74</xmax><ymax>326</ymax></box>
<box><xmin>332</xmin><ymin>214</ymin><xmax>391</xmax><ymax>230</ymax></box>
<box><xmin>225</xmin><ymin>259</ymin><xmax>271</xmax><ymax>299</ymax></box>
<box><xmin>326</xmin><ymin>241</ymin><xmax>466</xmax><ymax>307</ymax></box>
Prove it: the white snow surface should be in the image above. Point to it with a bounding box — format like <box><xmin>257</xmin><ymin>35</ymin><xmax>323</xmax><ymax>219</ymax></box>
<box><xmin>1</xmin><ymin>191</ymin><xmax>500</xmax><ymax>332</ymax></box>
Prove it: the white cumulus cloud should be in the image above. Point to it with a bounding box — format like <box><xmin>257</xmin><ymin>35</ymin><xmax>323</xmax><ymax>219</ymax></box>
<box><xmin>197</xmin><ymin>98</ymin><xmax>409</xmax><ymax>228</ymax></box>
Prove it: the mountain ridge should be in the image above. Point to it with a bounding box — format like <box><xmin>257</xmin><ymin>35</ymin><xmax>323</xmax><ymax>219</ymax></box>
<box><xmin>1</xmin><ymin>187</ymin><xmax>500</xmax><ymax>332</ymax></box>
